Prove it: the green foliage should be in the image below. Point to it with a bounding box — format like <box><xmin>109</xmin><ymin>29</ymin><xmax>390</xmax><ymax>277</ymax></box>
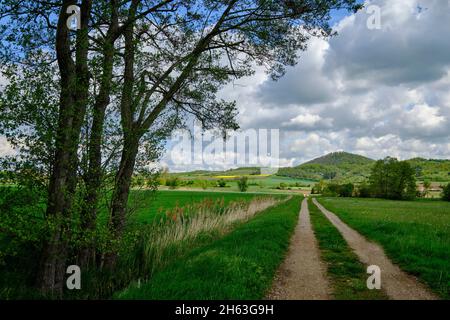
<box><xmin>0</xmin><ymin>186</ymin><xmax>45</xmax><ymax>265</ymax></box>
<box><xmin>278</xmin><ymin>152</ymin><xmax>450</xmax><ymax>185</ymax></box>
<box><xmin>369</xmin><ymin>157</ymin><xmax>416</xmax><ymax>200</ymax></box>
<box><xmin>312</xmin><ymin>181</ymin><xmax>354</xmax><ymax>198</ymax></box>
<box><xmin>277</xmin><ymin>182</ymin><xmax>288</xmax><ymax>190</ymax></box>
<box><xmin>305</xmin><ymin>152</ymin><xmax>374</xmax><ymax>166</ymax></box>
<box><xmin>407</xmin><ymin>158</ymin><xmax>450</xmax><ymax>182</ymax></box>
<box><xmin>339</xmin><ymin>183</ymin><xmax>355</xmax><ymax>198</ymax></box>
<box><xmin>237</xmin><ymin>176</ymin><xmax>249</xmax><ymax>192</ymax></box>
<box><xmin>442</xmin><ymin>183</ymin><xmax>450</xmax><ymax>202</ymax></box>
<box><xmin>356</xmin><ymin>182</ymin><xmax>371</xmax><ymax>198</ymax></box>
<box><xmin>278</xmin><ymin>152</ymin><xmax>374</xmax><ymax>182</ymax></box>
<box><xmin>311</xmin><ymin>180</ymin><xmax>327</xmax><ymax>194</ymax></box>
<box><xmin>165</xmin><ymin>177</ymin><xmax>179</xmax><ymax>189</ymax></box>
<box><xmin>322</xmin><ymin>183</ymin><xmax>341</xmax><ymax>197</ymax></box>
<box><xmin>217</xmin><ymin>179</ymin><xmax>227</xmax><ymax>188</ymax></box>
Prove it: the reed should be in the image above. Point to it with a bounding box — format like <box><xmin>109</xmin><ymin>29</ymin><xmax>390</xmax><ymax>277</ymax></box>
<box><xmin>125</xmin><ymin>196</ymin><xmax>283</xmax><ymax>279</ymax></box>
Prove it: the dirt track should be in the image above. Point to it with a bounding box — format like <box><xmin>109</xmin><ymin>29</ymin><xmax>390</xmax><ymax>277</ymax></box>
<box><xmin>312</xmin><ymin>198</ymin><xmax>438</xmax><ymax>300</ymax></box>
<box><xmin>267</xmin><ymin>199</ymin><xmax>331</xmax><ymax>300</ymax></box>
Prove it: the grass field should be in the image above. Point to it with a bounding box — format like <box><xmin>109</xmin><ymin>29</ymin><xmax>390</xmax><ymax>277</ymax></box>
<box><xmin>116</xmin><ymin>196</ymin><xmax>301</xmax><ymax>299</ymax></box>
<box><xmin>159</xmin><ymin>174</ymin><xmax>315</xmax><ymax>193</ymax></box>
<box><xmin>128</xmin><ymin>190</ymin><xmax>268</xmax><ymax>224</ymax></box>
<box><xmin>0</xmin><ymin>189</ymin><xmax>284</xmax><ymax>299</ymax></box>
<box><xmin>316</xmin><ymin>197</ymin><xmax>450</xmax><ymax>299</ymax></box>
<box><xmin>308</xmin><ymin>198</ymin><xmax>387</xmax><ymax>300</ymax></box>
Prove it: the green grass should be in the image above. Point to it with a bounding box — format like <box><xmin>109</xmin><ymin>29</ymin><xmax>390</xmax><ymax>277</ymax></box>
<box><xmin>116</xmin><ymin>196</ymin><xmax>301</xmax><ymax>299</ymax></box>
<box><xmin>308</xmin><ymin>198</ymin><xmax>387</xmax><ymax>300</ymax></box>
<box><xmin>127</xmin><ymin>190</ymin><xmax>267</xmax><ymax>223</ymax></box>
<box><xmin>0</xmin><ymin>189</ymin><xmax>282</xmax><ymax>299</ymax></box>
<box><xmin>317</xmin><ymin>197</ymin><xmax>450</xmax><ymax>299</ymax></box>
<box><xmin>159</xmin><ymin>174</ymin><xmax>315</xmax><ymax>193</ymax></box>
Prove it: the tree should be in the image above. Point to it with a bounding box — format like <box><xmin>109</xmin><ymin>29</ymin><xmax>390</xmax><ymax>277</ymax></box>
<box><xmin>217</xmin><ymin>179</ymin><xmax>227</xmax><ymax>188</ymax></box>
<box><xmin>357</xmin><ymin>182</ymin><xmax>371</xmax><ymax>198</ymax></box>
<box><xmin>369</xmin><ymin>158</ymin><xmax>416</xmax><ymax>200</ymax></box>
<box><xmin>237</xmin><ymin>176</ymin><xmax>249</xmax><ymax>192</ymax></box>
<box><xmin>420</xmin><ymin>180</ymin><xmax>431</xmax><ymax>198</ymax></box>
<box><xmin>339</xmin><ymin>183</ymin><xmax>354</xmax><ymax>197</ymax></box>
<box><xmin>1</xmin><ymin>0</ymin><xmax>363</xmax><ymax>295</ymax></box>
<box><xmin>442</xmin><ymin>183</ymin><xmax>450</xmax><ymax>202</ymax></box>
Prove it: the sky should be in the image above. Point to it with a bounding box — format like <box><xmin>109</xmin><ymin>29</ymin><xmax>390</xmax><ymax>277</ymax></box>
<box><xmin>1</xmin><ymin>0</ymin><xmax>450</xmax><ymax>172</ymax></box>
<box><xmin>162</xmin><ymin>0</ymin><xmax>450</xmax><ymax>172</ymax></box>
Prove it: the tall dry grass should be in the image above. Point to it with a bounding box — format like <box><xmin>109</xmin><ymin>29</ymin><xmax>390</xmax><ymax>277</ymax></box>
<box><xmin>124</xmin><ymin>196</ymin><xmax>284</xmax><ymax>280</ymax></box>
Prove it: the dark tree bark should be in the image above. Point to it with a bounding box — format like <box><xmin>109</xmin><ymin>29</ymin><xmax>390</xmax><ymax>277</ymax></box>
<box><xmin>78</xmin><ymin>2</ymin><xmax>119</xmax><ymax>268</ymax></box>
<box><xmin>37</xmin><ymin>0</ymin><xmax>92</xmax><ymax>296</ymax></box>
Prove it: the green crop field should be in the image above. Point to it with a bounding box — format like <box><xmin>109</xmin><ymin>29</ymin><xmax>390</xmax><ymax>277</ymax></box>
<box><xmin>316</xmin><ymin>197</ymin><xmax>450</xmax><ymax>299</ymax></box>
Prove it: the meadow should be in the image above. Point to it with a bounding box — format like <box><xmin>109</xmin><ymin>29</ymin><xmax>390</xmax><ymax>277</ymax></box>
<box><xmin>128</xmin><ymin>190</ymin><xmax>268</xmax><ymax>224</ymax></box>
<box><xmin>116</xmin><ymin>196</ymin><xmax>301</xmax><ymax>299</ymax></box>
<box><xmin>158</xmin><ymin>173</ymin><xmax>314</xmax><ymax>194</ymax></box>
<box><xmin>316</xmin><ymin>197</ymin><xmax>450</xmax><ymax>299</ymax></box>
<box><xmin>0</xmin><ymin>189</ymin><xmax>288</xmax><ymax>299</ymax></box>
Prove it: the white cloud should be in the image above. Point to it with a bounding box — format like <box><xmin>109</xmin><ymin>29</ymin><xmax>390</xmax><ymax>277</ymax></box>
<box><xmin>162</xmin><ymin>0</ymin><xmax>450</xmax><ymax>170</ymax></box>
<box><xmin>0</xmin><ymin>137</ymin><xmax>15</xmax><ymax>157</ymax></box>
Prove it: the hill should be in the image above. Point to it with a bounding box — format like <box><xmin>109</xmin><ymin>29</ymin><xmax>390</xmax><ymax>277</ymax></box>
<box><xmin>278</xmin><ymin>152</ymin><xmax>374</xmax><ymax>183</ymax></box>
<box><xmin>406</xmin><ymin>158</ymin><xmax>450</xmax><ymax>182</ymax></box>
<box><xmin>278</xmin><ymin>152</ymin><xmax>450</xmax><ymax>183</ymax></box>
<box><xmin>304</xmin><ymin>152</ymin><xmax>374</xmax><ymax>166</ymax></box>
<box><xmin>169</xmin><ymin>152</ymin><xmax>450</xmax><ymax>184</ymax></box>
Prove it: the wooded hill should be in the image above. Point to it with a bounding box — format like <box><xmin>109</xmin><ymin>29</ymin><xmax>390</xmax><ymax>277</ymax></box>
<box><xmin>277</xmin><ymin>152</ymin><xmax>450</xmax><ymax>183</ymax></box>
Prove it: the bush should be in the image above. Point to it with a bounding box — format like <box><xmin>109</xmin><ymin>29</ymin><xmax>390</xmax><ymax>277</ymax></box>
<box><xmin>199</xmin><ymin>180</ymin><xmax>208</xmax><ymax>190</ymax></box>
<box><xmin>165</xmin><ymin>177</ymin><xmax>179</xmax><ymax>189</ymax></box>
<box><xmin>442</xmin><ymin>183</ymin><xmax>450</xmax><ymax>201</ymax></box>
<box><xmin>277</xmin><ymin>183</ymin><xmax>287</xmax><ymax>190</ymax></box>
<box><xmin>357</xmin><ymin>182</ymin><xmax>371</xmax><ymax>198</ymax></box>
<box><xmin>237</xmin><ymin>176</ymin><xmax>249</xmax><ymax>192</ymax></box>
<box><xmin>339</xmin><ymin>183</ymin><xmax>354</xmax><ymax>197</ymax></box>
<box><xmin>311</xmin><ymin>180</ymin><xmax>327</xmax><ymax>195</ymax></box>
<box><xmin>322</xmin><ymin>183</ymin><xmax>340</xmax><ymax>197</ymax></box>
<box><xmin>217</xmin><ymin>179</ymin><xmax>227</xmax><ymax>188</ymax></box>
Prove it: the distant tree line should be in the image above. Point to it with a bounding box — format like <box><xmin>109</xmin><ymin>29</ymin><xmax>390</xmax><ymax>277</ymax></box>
<box><xmin>312</xmin><ymin>157</ymin><xmax>450</xmax><ymax>201</ymax></box>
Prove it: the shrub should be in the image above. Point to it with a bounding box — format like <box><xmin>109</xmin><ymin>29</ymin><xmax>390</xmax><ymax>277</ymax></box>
<box><xmin>339</xmin><ymin>183</ymin><xmax>354</xmax><ymax>197</ymax></box>
<box><xmin>442</xmin><ymin>183</ymin><xmax>450</xmax><ymax>201</ymax></box>
<box><xmin>217</xmin><ymin>179</ymin><xmax>227</xmax><ymax>188</ymax></box>
<box><xmin>277</xmin><ymin>182</ymin><xmax>287</xmax><ymax>190</ymax></box>
<box><xmin>311</xmin><ymin>180</ymin><xmax>327</xmax><ymax>195</ymax></box>
<box><xmin>237</xmin><ymin>176</ymin><xmax>249</xmax><ymax>192</ymax></box>
<box><xmin>165</xmin><ymin>177</ymin><xmax>179</xmax><ymax>189</ymax></box>
<box><xmin>322</xmin><ymin>183</ymin><xmax>340</xmax><ymax>197</ymax></box>
<box><xmin>199</xmin><ymin>180</ymin><xmax>208</xmax><ymax>190</ymax></box>
<box><xmin>357</xmin><ymin>182</ymin><xmax>371</xmax><ymax>198</ymax></box>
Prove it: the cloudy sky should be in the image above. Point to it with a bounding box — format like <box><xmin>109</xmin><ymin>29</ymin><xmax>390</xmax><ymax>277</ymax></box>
<box><xmin>2</xmin><ymin>0</ymin><xmax>450</xmax><ymax>172</ymax></box>
<box><xmin>163</xmin><ymin>0</ymin><xmax>450</xmax><ymax>171</ymax></box>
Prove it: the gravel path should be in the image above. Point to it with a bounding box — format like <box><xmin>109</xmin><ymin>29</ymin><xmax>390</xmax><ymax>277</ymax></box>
<box><xmin>267</xmin><ymin>198</ymin><xmax>332</xmax><ymax>300</ymax></box>
<box><xmin>312</xmin><ymin>198</ymin><xmax>438</xmax><ymax>300</ymax></box>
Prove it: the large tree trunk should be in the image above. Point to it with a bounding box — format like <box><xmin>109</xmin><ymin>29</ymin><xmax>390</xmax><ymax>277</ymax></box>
<box><xmin>78</xmin><ymin>34</ymin><xmax>116</xmax><ymax>268</ymax></box>
<box><xmin>103</xmin><ymin>138</ymin><xmax>139</xmax><ymax>269</ymax></box>
<box><xmin>37</xmin><ymin>0</ymin><xmax>91</xmax><ymax>296</ymax></box>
